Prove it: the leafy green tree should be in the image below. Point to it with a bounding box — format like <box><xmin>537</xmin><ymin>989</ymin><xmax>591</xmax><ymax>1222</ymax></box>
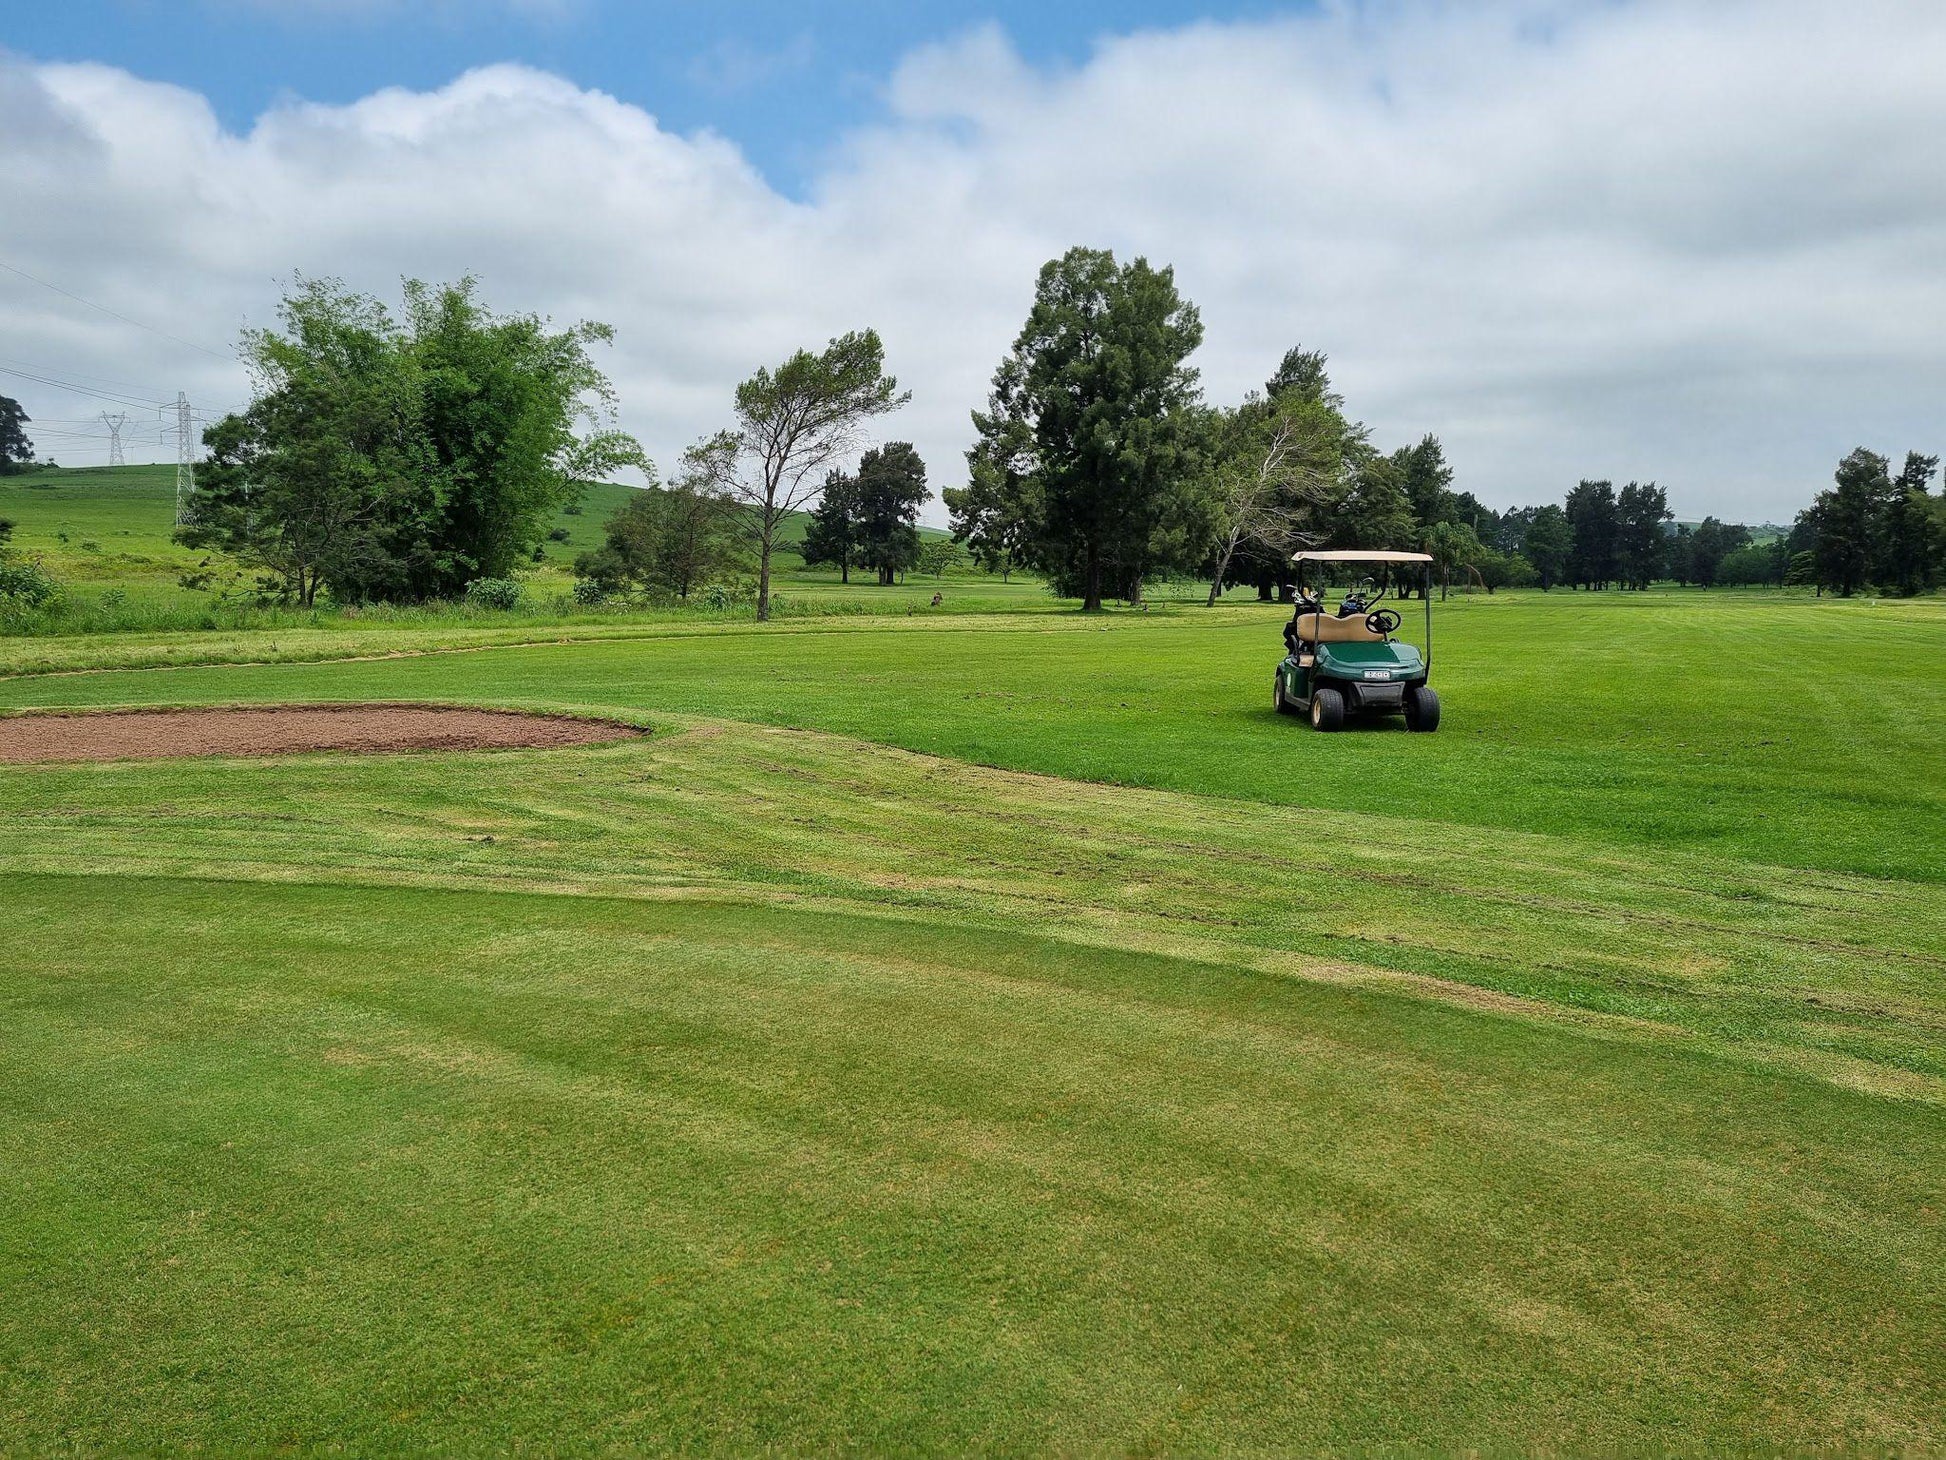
<box><xmin>1687</xmin><ymin>517</ymin><xmax>1750</xmax><ymax>588</ymax></box>
<box><xmin>1564</xmin><ymin>480</ymin><xmax>1619</xmax><ymax>589</ymax></box>
<box><xmin>1806</xmin><ymin>448</ymin><xmax>1886</xmax><ymax>597</ymax></box>
<box><xmin>1717</xmin><ymin>542</ymin><xmax>1784</xmax><ymax>586</ymax></box>
<box><xmin>1425</xmin><ymin>519</ymin><xmax>1487</xmax><ymax>600</ymax></box>
<box><xmin>967</xmin><ymin>247</ymin><xmax>1204</xmax><ymax>610</ymax></box>
<box><xmin>799</xmin><ymin>469</ymin><xmax>861</xmax><ymax>583</ymax></box>
<box><xmin>1522</xmin><ymin>504</ymin><xmax>1573</xmax><ymax>589</ymax></box>
<box><xmin>1615</xmin><ymin>481</ymin><xmax>1671</xmax><ymax>589</ymax></box>
<box><xmin>1394</xmin><ymin>435</ymin><xmax>1456</xmax><ymax>530</ymax></box>
<box><xmin>179</xmin><ymin>279</ymin><xmax>420</xmax><ymax>605</ymax></box>
<box><xmin>944</xmin><ymin>460</ymin><xmax>1033</xmax><ymax>582</ymax></box>
<box><xmin>575</xmin><ymin>474</ymin><xmax>742</xmax><ymax>600</ymax></box>
<box><xmin>689</xmin><ymin>330</ymin><xmax>906</xmax><ymax>621</ymax></box>
<box><xmin>0</xmin><ymin>395</ymin><xmax>33</xmax><ymax>475</ymax></box>
<box><xmin>916</xmin><ymin>538</ymin><xmax>962</xmax><ymax>578</ymax></box>
<box><xmin>1879</xmin><ymin>451</ymin><xmax>1941</xmax><ymax>596</ymax></box>
<box><xmin>402</xmin><ymin>278</ymin><xmax>643</xmax><ymax>593</ymax></box>
<box><xmin>180</xmin><ymin>275</ymin><xmax>641</xmax><ymax>605</ymax></box>
<box><xmin>855</xmin><ymin>442</ymin><xmax>928</xmax><ymax>585</ymax></box>
<box><xmin>1263</xmin><ymin>346</ymin><xmax>1341</xmax><ymax>409</ymax></box>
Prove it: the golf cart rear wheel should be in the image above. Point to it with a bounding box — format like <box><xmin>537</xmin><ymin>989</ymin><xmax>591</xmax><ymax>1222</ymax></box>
<box><xmin>1310</xmin><ymin>686</ymin><xmax>1345</xmax><ymax>732</ymax></box>
<box><xmin>1404</xmin><ymin>684</ymin><xmax>1441</xmax><ymax>732</ymax></box>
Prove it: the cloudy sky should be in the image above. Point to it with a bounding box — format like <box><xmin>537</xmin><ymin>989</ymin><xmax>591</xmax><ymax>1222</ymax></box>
<box><xmin>3</xmin><ymin>0</ymin><xmax>1942</xmax><ymax>523</ymax></box>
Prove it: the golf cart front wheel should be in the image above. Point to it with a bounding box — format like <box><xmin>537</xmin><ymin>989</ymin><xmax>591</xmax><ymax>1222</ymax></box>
<box><xmin>1274</xmin><ymin>675</ymin><xmax>1297</xmax><ymax>715</ymax></box>
<box><xmin>1310</xmin><ymin>686</ymin><xmax>1345</xmax><ymax>732</ymax></box>
<box><xmin>1404</xmin><ymin>685</ymin><xmax>1441</xmax><ymax>732</ymax></box>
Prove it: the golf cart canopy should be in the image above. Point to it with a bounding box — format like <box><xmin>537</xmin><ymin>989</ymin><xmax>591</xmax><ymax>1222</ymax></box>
<box><xmin>1291</xmin><ymin>550</ymin><xmax>1433</xmax><ymax>564</ymax></box>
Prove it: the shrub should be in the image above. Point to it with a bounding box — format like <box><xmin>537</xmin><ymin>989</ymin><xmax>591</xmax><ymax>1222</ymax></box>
<box><xmin>570</xmin><ymin>577</ymin><xmax>608</xmax><ymax>606</ymax></box>
<box><xmin>465</xmin><ymin>577</ymin><xmax>524</xmax><ymax>610</ymax></box>
<box><xmin>548</xmin><ymin>527</ymin><xmax>572</xmax><ymax>543</ymax></box>
<box><xmin>0</xmin><ymin>556</ymin><xmax>58</xmax><ymax>608</ymax></box>
<box><xmin>99</xmin><ymin>587</ymin><xmax>127</xmax><ymax>609</ymax></box>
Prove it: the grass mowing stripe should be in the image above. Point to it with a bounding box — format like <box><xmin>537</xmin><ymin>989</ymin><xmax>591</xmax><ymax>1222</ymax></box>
<box><xmin>3</xmin><ymin>873</ymin><xmax>1940</xmax><ymax>1451</ymax></box>
<box><xmin>3</xmin><ymin>722</ymin><xmax>1940</xmax><ymax>1093</ymax></box>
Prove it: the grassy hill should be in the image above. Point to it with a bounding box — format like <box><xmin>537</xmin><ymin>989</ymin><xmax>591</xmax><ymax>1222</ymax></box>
<box><xmin>0</xmin><ymin>464</ymin><xmax>1022</xmax><ymax>621</ymax></box>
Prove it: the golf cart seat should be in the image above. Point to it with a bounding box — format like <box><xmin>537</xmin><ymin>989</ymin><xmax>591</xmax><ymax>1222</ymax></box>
<box><xmin>1293</xmin><ymin>612</ymin><xmax>1387</xmax><ymax>645</ymax></box>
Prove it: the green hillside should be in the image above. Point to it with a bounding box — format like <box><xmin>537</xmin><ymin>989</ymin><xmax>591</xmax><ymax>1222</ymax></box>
<box><xmin>1</xmin><ymin>465</ymin><xmax>1001</xmax><ymax>620</ymax></box>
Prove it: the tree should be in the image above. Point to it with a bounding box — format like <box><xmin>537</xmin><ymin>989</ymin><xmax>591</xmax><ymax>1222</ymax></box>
<box><xmin>1687</xmin><ymin>517</ymin><xmax>1749</xmax><ymax>588</ymax></box>
<box><xmin>854</xmin><ymin>442</ymin><xmax>928</xmax><ymax>586</ymax></box>
<box><xmin>689</xmin><ymin>330</ymin><xmax>906</xmax><ymax>621</ymax></box>
<box><xmin>1264</xmin><ymin>346</ymin><xmax>1341</xmax><ymax>408</ymax></box>
<box><xmin>916</xmin><ymin>538</ymin><xmax>962</xmax><ymax>578</ymax></box>
<box><xmin>1425</xmin><ymin>520</ymin><xmax>1487</xmax><ymax>600</ymax></box>
<box><xmin>179</xmin><ymin>279</ymin><xmax>418</xmax><ymax>606</ymax></box>
<box><xmin>1522</xmin><ymin>504</ymin><xmax>1573</xmax><ymax>589</ymax></box>
<box><xmin>1806</xmin><ymin>448</ymin><xmax>1885</xmax><ymax>597</ymax></box>
<box><xmin>1614</xmin><ymin>481</ymin><xmax>1671</xmax><ymax>589</ymax></box>
<box><xmin>0</xmin><ymin>395</ymin><xmax>33</xmax><ymax>475</ymax></box>
<box><xmin>574</xmin><ymin>474</ymin><xmax>743</xmax><ymax>600</ymax></box>
<box><xmin>1199</xmin><ymin>389</ymin><xmax>1349</xmax><ymax>604</ymax></box>
<box><xmin>944</xmin><ymin>464</ymin><xmax>1032</xmax><ymax>581</ymax></box>
<box><xmin>1717</xmin><ymin>542</ymin><xmax>1784</xmax><ymax>586</ymax></box>
<box><xmin>966</xmin><ymin>247</ymin><xmax>1204</xmax><ymax>610</ymax></box>
<box><xmin>799</xmin><ymin>469</ymin><xmax>861</xmax><ymax>583</ymax></box>
<box><xmin>1563</xmin><ymin>480</ymin><xmax>1619</xmax><ymax>589</ymax></box>
<box><xmin>1394</xmin><ymin>435</ymin><xmax>1456</xmax><ymax>531</ymax></box>
<box><xmin>1879</xmin><ymin>451</ymin><xmax>1941</xmax><ymax>596</ymax></box>
<box><xmin>402</xmin><ymin>277</ymin><xmax>643</xmax><ymax>593</ymax></box>
<box><xmin>180</xmin><ymin>275</ymin><xmax>642</xmax><ymax>605</ymax></box>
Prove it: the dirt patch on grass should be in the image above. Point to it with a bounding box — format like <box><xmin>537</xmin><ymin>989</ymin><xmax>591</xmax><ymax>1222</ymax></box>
<box><xmin>0</xmin><ymin>704</ymin><xmax>644</xmax><ymax>764</ymax></box>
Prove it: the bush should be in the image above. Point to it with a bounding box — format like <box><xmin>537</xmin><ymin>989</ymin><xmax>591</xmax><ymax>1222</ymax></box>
<box><xmin>0</xmin><ymin>556</ymin><xmax>58</xmax><ymax>608</ymax></box>
<box><xmin>548</xmin><ymin>527</ymin><xmax>572</xmax><ymax>543</ymax></box>
<box><xmin>570</xmin><ymin>577</ymin><xmax>608</xmax><ymax>606</ymax></box>
<box><xmin>464</xmin><ymin>577</ymin><xmax>524</xmax><ymax>610</ymax></box>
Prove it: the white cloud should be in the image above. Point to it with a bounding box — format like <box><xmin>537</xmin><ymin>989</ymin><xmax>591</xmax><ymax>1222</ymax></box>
<box><xmin>3</xmin><ymin>0</ymin><xmax>1944</xmax><ymax>522</ymax></box>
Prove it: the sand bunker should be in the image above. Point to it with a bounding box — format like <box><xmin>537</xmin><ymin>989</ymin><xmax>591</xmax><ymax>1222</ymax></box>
<box><xmin>0</xmin><ymin>704</ymin><xmax>644</xmax><ymax>764</ymax></box>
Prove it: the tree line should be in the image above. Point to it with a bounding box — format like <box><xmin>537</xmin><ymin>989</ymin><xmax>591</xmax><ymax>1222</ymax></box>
<box><xmin>10</xmin><ymin>254</ymin><xmax>1921</xmax><ymax>617</ymax></box>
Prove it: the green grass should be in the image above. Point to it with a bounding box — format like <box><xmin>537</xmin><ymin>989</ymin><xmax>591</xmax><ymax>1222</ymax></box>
<box><xmin>0</xmin><ymin>464</ymin><xmax>1035</xmax><ymax>634</ymax></box>
<box><xmin>2</xmin><ymin>471</ymin><xmax>1944</xmax><ymax>1448</ymax></box>
<box><xmin>6</xmin><ymin>592</ymin><xmax>1940</xmax><ymax>880</ymax></box>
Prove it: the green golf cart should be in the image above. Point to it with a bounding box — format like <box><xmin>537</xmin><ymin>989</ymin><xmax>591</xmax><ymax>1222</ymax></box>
<box><xmin>1273</xmin><ymin>549</ymin><xmax>1441</xmax><ymax>732</ymax></box>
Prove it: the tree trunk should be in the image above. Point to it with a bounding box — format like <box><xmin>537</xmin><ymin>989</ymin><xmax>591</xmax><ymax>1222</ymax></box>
<box><xmin>1083</xmin><ymin>554</ymin><xmax>1102</xmax><ymax>612</ymax></box>
<box><xmin>840</xmin><ymin>560</ymin><xmax>849</xmax><ymax>585</ymax></box>
<box><xmin>1207</xmin><ymin>539</ymin><xmax>1235</xmax><ymax>606</ymax></box>
<box><xmin>756</xmin><ymin>522</ymin><xmax>774</xmax><ymax>622</ymax></box>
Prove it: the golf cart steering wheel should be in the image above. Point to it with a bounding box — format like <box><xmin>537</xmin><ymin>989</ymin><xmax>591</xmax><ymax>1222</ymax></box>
<box><xmin>1366</xmin><ymin>609</ymin><xmax>1401</xmax><ymax>636</ymax></box>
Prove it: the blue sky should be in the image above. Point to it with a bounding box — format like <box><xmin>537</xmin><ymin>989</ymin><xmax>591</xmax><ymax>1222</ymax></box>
<box><xmin>7</xmin><ymin>1</ymin><xmax>1295</xmax><ymax>193</ymax></box>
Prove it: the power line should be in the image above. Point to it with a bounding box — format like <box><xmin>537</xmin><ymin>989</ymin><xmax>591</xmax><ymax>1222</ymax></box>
<box><xmin>0</xmin><ymin>256</ymin><xmax>232</xmax><ymax>362</ymax></box>
<box><xmin>0</xmin><ymin>362</ymin><xmax>172</xmax><ymax>410</ymax></box>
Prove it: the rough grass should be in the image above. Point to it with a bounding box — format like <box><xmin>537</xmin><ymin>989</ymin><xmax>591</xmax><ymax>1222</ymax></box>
<box><xmin>1</xmin><ymin>588</ymin><xmax>1942</xmax><ymax>1450</ymax></box>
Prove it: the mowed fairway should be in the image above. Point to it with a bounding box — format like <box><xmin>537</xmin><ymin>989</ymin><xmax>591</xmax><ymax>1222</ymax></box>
<box><xmin>2</xmin><ymin>593</ymin><xmax>1943</xmax><ymax>1449</ymax></box>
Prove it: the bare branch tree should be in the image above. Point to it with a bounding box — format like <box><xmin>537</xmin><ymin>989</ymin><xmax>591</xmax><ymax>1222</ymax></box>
<box><xmin>1204</xmin><ymin>396</ymin><xmax>1342</xmax><ymax>605</ymax></box>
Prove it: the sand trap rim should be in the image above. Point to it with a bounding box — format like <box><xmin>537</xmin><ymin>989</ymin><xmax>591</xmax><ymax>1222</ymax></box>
<box><xmin>0</xmin><ymin>701</ymin><xmax>651</xmax><ymax>764</ymax></box>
